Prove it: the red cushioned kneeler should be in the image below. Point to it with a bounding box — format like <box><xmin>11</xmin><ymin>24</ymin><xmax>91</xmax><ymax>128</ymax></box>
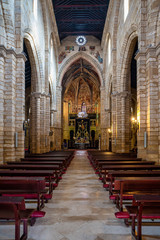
<box><xmin>115</xmin><ymin>211</ymin><xmax>130</xmax><ymax>219</ymax></box>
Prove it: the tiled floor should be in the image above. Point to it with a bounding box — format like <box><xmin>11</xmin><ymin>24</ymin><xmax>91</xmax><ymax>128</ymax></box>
<box><xmin>0</xmin><ymin>150</ymin><xmax>160</xmax><ymax>240</ymax></box>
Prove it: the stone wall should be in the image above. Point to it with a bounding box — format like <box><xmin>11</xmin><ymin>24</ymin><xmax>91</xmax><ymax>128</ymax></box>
<box><xmin>0</xmin><ymin>0</ymin><xmax>60</xmax><ymax>162</ymax></box>
<box><xmin>102</xmin><ymin>0</ymin><xmax>160</xmax><ymax>161</ymax></box>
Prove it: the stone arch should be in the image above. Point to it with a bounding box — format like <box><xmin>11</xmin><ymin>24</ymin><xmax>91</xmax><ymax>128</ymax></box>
<box><xmin>0</xmin><ymin>2</ymin><xmax>6</xmax><ymax>46</ymax></box>
<box><xmin>58</xmin><ymin>52</ymin><xmax>104</xmax><ymax>87</ymax></box>
<box><xmin>24</xmin><ymin>30</ymin><xmax>44</xmax><ymax>92</ymax></box>
<box><xmin>156</xmin><ymin>9</ymin><xmax>160</xmax><ymax>45</ymax></box>
<box><xmin>117</xmin><ymin>25</ymin><xmax>138</xmax><ymax>92</ymax></box>
<box><xmin>1</xmin><ymin>0</ymin><xmax>14</xmax><ymax>48</ymax></box>
<box><xmin>121</xmin><ymin>34</ymin><xmax>138</xmax><ymax>92</ymax></box>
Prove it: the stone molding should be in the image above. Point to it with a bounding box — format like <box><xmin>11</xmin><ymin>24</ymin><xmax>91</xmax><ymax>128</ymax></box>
<box><xmin>135</xmin><ymin>42</ymin><xmax>160</xmax><ymax>59</ymax></box>
<box><xmin>0</xmin><ymin>45</ymin><xmax>27</xmax><ymax>61</ymax></box>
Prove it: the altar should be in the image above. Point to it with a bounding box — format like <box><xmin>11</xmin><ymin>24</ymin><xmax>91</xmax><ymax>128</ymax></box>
<box><xmin>74</xmin><ymin>118</ymin><xmax>90</xmax><ymax>148</ymax></box>
<box><xmin>75</xmin><ymin>143</ymin><xmax>90</xmax><ymax>149</ymax></box>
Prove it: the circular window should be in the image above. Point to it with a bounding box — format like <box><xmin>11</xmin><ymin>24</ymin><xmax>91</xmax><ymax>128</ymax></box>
<box><xmin>76</xmin><ymin>36</ymin><xmax>87</xmax><ymax>46</ymax></box>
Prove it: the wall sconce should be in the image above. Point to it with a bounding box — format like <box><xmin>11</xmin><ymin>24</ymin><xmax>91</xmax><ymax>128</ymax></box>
<box><xmin>108</xmin><ymin>128</ymin><xmax>112</xmax><ymax>134</ymax></box>
<box><xmin>131</xmin><ymin>117</ymin><xmax>139</xmax><ymax>130</ymax></box>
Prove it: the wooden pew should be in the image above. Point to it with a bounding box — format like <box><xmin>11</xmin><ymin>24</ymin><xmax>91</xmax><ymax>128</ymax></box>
<box><xmin>97</xmin><ymin>165</ymin><xmax>160</xmax><ymax>179</ymax></box>
<box><xmin>0</xmin><ymin>164</ymin><xmax>62</xmax><ymax>181</ymax></box>
<box><xmin>21</xmin><ymin>157</ymin><xmax>69</xmax><ymax>168</ymax></box>
<box><xmin>0</xmin><ymin>196</ymin><xmax>35</xmax><ymax>240</ymax></box>
<box><xmin>0</xmin><ymin>169</ymin><xmax>56</xmax><ymax>194</ymax></box>
<box><xmin>125</xmin><ymin>194</ymin><xmax>160</xmax><ymax>240</ymax></box>
<box><xmin>106</xmin><ymin>170</ymin><xmax>160</xmax><ymax>194</ymax></box>
<box><xmin>113</xmin><ymin>178</ymin><xmax>160</xmax><ymax>211</ymax></box>
<box><xmin>0</xmin><ymin>177</ymin><xmax>46</xmax><ymax>211</ymax></box>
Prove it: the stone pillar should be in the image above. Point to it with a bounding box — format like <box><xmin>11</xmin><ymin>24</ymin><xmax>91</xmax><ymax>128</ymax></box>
<box><xmin>0</xmin><ymin>47</ymin><xmax>5</xmax><ymax>163</ymax></box>
<box><xmin>30</xmin><ymin>92</ymin><xmax>41</xmax><ymax>154</ymax></box>
<box><xmin>15</xmin><ymin>54</ymin><xmax>26</xmax><ymax>160</ymax></box>
<box><xmin>40</xmin><ymin>94</ymin><xmax>46</xmax><ymax>153</ymax></box>
<box><xmin>119</xmin><ymin>92</ymin><xmax>130</xmax><ymax>153</ymax></box>
<box><xmin>3</xmin><ymin>49</ymin><xmax>16</xmax><ymax>162</ymax></box>
<box><xmin>135</xmin><ymin>51</ymin><xmax>147</xmax><ymax>159</ymax></box>
<box><xmin>54</xmin><ymin>86</ymin><xmax>62</xmax><ymax>150</ymax></box>
<box><xmin>50</xmin><ymin>110</ymin><xmax>56</xmax><ymax>151</ymax></box>
<box><xmin>111</xmin><ymin>92</ymin><xmax>117</xmax><ymax>152</ymax></box>
<box><xmin>157</xmin><ymin>44</ymin><xmax>160</xmax><ymax>163</ymax></box>
<box><xmin>63</xmin><ymin>100</ymin><xmax>69</xmax><ymax>140</ymax></box>
<box><xmin>46</xmin><ymin>95</ymin><xmax>50</xmax><ymax>153</ymax></box>
<box><xmin>145</xmin><ymin>46</ymin><xmax>159</xmax><ymax>162</ymax></box>
<box><xmin>0</xmin><ymin>46</ymin><xmax>26</xmax><ymax>162</ymax></box>
<box><xmin>100</xmin><ymin>87</ymin><xmax>107</xmax><ymax>150</ymax></box>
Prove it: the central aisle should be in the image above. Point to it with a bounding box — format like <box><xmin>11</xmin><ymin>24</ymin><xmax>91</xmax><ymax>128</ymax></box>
<box><xmin>29</xmin><ymin>150</ymin><xmax>131</xmax><ymax>240</ymax></box>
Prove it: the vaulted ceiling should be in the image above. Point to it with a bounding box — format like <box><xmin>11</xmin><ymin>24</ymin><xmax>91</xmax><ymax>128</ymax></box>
<box><xmin>52</xmin><ymin>0</ymin><xmax>110</xmax><ymax>41</ymax></box>
<box><xmin>63</xmin><ymin>59</ymin><xmax>100</xmax><ymax>104</ymax></box>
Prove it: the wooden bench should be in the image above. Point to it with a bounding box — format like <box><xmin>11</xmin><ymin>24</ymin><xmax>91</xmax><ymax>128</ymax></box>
<box><xmin>113</xmin><ymin>178</ymin><xmax>160</xmax><ymax>211</ymax></box>
<box><xmin>21</xmin><ymin>157</ymin><xmax>69</xmax><ymax>168</ymax></box>
<box><xmin>0</xmin><ymin>196</ymin><xmax>35</xmax><ymax>240</ymax></box>
<box><xmin>91</xmin><ymin>158</ymin><xmax>142</xmax><ymax>170</ymax></box>
<box><xmin>0</xmin><ymin>177</ymin><xmax>46</xmax><ymax>211</ymax></box>
<box><xmin>125</xmin><ymin>194</ymin><xmax>160</xmax><ymax>240</ymax></box>
<box><xmin>106</xmin><ymin>170</ymin><xmax>160</xmax><ymax>194</ymax></box>
<box><xmin>0</xmin><ymin>169</ymin><xmax>56</xmax><ymax>194</ymax></box>
<box><xmin>0</xmin><ymin>164</ymin><xmax>62</xmax><ymax>182</ymax></box>
<box><xmin>97</xmin><ymin>165</ymin><xmax>160</xmax><ymax>179</ymax></box>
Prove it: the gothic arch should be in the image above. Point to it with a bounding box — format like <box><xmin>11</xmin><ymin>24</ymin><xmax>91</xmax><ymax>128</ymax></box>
<box><xmin>117</xmin><ymin>25</ymin><xmax>138</xmax><ymax>92</ymax></box>
<box><xmin>57</xmin><ymin>52</ymin><xmax>104</xmax><ymax>87</ymax></box>
<box><xmin>24</xmin><ymin>29</ymin><xmax>44</xmax><ymax>92</ymax></box>
<box><xmin>156</xmin><ymin>10</ymin><xmax>160</xmax><ymax>45</ymax></box>
<box><xmin>1</xmin><ymin>0</ymin><xmax>14</xmax><ymax>48</ymax></box>
<box><xmin>0</xmin><ymin>2</ymin><xmax>6</xmax><ymax>46</ymax></box>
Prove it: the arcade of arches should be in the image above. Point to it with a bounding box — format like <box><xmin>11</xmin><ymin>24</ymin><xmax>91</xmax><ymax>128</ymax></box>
<box><xmin>0</xmin><ymin>0</ymin><xmax>160</xmax><ymax>163</ymax></box>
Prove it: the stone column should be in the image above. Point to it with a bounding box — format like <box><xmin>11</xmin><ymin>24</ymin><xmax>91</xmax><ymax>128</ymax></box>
<box><xmin>145</xmin><ymin>46</ymin><xmax>159</xmax><ymax>162</ymax></box>
<box><xmin>157</xmin><ymin>44</ymin><xmax>160</xmax><ymax>163</ymax></box>
<box><xmin>119</xmin><ymin>91</ymin><xmax>130</xmax><ymax>153</ymax></box>
<box><xmin>50</xmin><ymin>109</ymin><xmax>56</xmax><ymax>151</ymax></box>
<box><xmin>3</xmin><ymin>49</ymin><xmax>16</xmax><ymax>162</ymax></box>
<box><xmin>135</xmin><ymin>51</ymin><xmax>147</xmax><ymax>160</ymax></box>
<box><xmin>15</xmin><ymin>53</ymin><xmax>26</xmax><ymax>160</ymax></box>
<box><xmin>46</xmin><ymin>94</ymin><xmax>50</xmax><ymax>153</ymax></box>
<box><xmin>54</xmin><ymin>86</ymin><xmax>62</xmax><ymax>150</ymax></box>
<box><xmin>0</xmin><ymin>47</ymin><xmax>5</xmax><ymax>163</ymax></box>
<box><xmin>100</xmin><ymin>87</ymin><xmax>108</xmax><ymax>150</ymax></box>
<box><xmin>40</xmin><ymin>94</ymin><xmax>46</xmax><ymax>153</ymax></box>
<box><xmin>111</xmin><ymin>92</ymin><xmax>117</xmax><ymax>152</ymax></box>
<box><xmin>30</xmin><ymin>92</ymin><xmax>41</xmax><ymax>154</ymax></box>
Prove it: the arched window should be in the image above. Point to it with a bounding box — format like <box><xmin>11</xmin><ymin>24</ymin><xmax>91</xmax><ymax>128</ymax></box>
<box><xmin>33</xmin><ymin>0</ymin><xmax>37</xmax><ymax>19</ymax></box>
<box><xmin>124</xmin><ymin>0</ymin><xmax>129</xmax><ymax>21</ymax></box>
<box><xmin>108</xmin><ymin>37</ymin><xmax>111</xmax><ymax>66</ymax></box>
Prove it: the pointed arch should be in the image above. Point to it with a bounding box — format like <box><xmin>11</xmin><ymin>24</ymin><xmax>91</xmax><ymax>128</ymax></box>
<box><xmin>58</xmin><ymin>52</ymin><xmax>104</xmax><ymax>87</ymax></box>
<box><xmin>24</xmin><ymin>29</ymin><xmax>44</xmax><ymax>92</ymax></box>
<box><xmin>116</xmin><ymin>25</ymin><xmax>138</xmax><ymax>92</ymax></box>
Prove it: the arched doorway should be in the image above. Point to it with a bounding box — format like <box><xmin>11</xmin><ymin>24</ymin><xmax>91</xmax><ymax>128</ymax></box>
<box><xmin>62</xmin><ymin>58</ymin><xmax>101</xmax><ymax>149</ymax></box>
